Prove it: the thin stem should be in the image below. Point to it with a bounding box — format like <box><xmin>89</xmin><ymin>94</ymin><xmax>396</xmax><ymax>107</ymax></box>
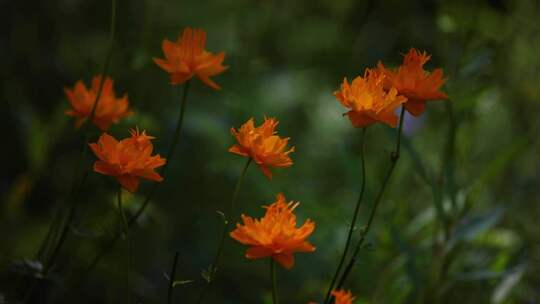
<box><xmin>72</xmin><ymin>80</ymin><xmax>192</xmax><ymax>292</ymax></box>
<box><xmin>89</xmin><ymin>0</ymin><xmax>116</xmax><ymax>122</ymax></box>
<box><xmin>270</xmin><ymin>259</ymin><xmax>278</xmax><ymax>304</ymax></box>
<box><xmin>196</xmin><ymin>158</ymin><xmax>252</xmax><ymax>304</ymax></box>
<box><xmin>117</xmin><ymin>187</ymin><xmax>130</xmax><ymax>304</ymax></box>
<box><xmin>335</xmin><ymin>106</ymin><xmax>405</xmax><ymax>290</ymax></box>
<box><xmin>35</xmin><ymin>0</ymin><xmax>117</xmax><ymax>276</ymax></box>
<box><xmin>167</xmin><ymin>251</ymin><xmax>180</xmax><ymax>304</ymax></box>
<box><xmin>130</xmin><ymin>79</ymin><xmax>191</xmax><ymax>226</ymax></box>
<box><xmin>323</xmin><ymin>127</ymin><xmax>367</xmax><ymax>304</ymax></box>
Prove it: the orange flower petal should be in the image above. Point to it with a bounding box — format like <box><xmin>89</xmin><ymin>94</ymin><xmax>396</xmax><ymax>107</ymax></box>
<box><xmin>332</xmin><ymin>289</ymin><xmax>356</xmax><ymax>304</ymax></box>
<box><xmin>117</xmin><ymin>175</ymin><xmax>140</xmax><ymax>193</ymax></box>
<box><xmin>246</xmin><ymin>246</ymin><xmax>274</xmax><ymax>259</ymax></box>
<box><xmin>404</xmin><ymin>99</ymin><xmax>425</xmax><ymax>117</ymax></box>
<box><xmin>346</xmin><ymin>111</ymin><xmax>377</xmax><ymax>128</ymax></box>
<box><xmin>273</xmin><ymin>253</ymin><xmax>294</xmax><ymax>269</ymax></box>
<box><xmin>228</xmin><ymin>145</ymin><xmax>249</xmax><ymax>157</ymax></box>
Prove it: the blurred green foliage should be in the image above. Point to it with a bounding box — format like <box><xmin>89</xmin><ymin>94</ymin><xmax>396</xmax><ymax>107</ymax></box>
<box><xmin>1</xmin><ymin>0</ymin><xmax>540</xmax><ymax>303</ymax></box>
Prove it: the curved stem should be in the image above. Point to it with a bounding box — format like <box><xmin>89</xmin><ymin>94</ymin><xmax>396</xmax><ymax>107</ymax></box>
<box><xmin>167</xmin><ymin>251</ymin><xmax>180</xmax><ymax>304</ymax></box>
<box><xmin>37</xmin><ymin>0</ymin><xmax>117</xmax><ymax>272</ymax></box>
<box><xmin>323</xmin><ymin>127</ymin><xmax>367</xmax><ymax>304</ymax></box>
<box><xmin>79</xmin><ymin>80</ymin><xmax>191</xmax><ymax>283</ymax></box>
<box><xmin>335</xmin><ymin>106</ymin><xmax>405</xmax><ymax>290</ymax></box>
<box><xmin>117</xmin><ymin>187</ymin><xmax>130</xmax><ymax>304</ymax></box>
<box><xmin>196</xmin><ymin>158</ymin><xmax>252</xmax><ymax>304</ymax></box>
<box><xmin>88</xmin><ymin>0</ymin><xmax>116</xmax><ymax>121</ymax></box>
<box><xmin>270</xmin><ymin>259</ymin><xmax>279</xmax><ymax>304</ymax></box>
<box><xmin>129</xmin><ymin>79</ymin><xmax>191</xmax><ymax>226</ymax></box>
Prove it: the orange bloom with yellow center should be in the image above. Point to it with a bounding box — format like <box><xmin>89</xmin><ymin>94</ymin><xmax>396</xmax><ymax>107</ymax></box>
<box><xmin>229</xmin><ymin>117</ymin><xmax>294</xmax><ymax>180</ymax></box>
<box><xmin>334</xmin><ymin>68</ymin><xmax>406</xmax><ymax>128</ymax></box>
<box><xmin>89</xmin><ymin>128</ymin><xmax>166</xmax><ymax>192</ymax></box>
<box><xmin>230</xmin><ymin>193</ymin><xmax>316</xmax><ymax>269</ymax></box>
<box><xmin>377</xmin><ymin>48</ymin><xmax>448</xmax><ymax>116</ymax></box>
<box><xmin>332</xmin><ymin>289</ymin><xmax>356</xmax><ymax>304</ymax></box>
<box><xmin>153</xmin><ymin>27</ymin><xmax>228</xmax><ymax>90</ymax></box>
<box><xmin>64</xmin><ymin>76</ymin><xmax>131</xmax><ymax>131</ymax></box>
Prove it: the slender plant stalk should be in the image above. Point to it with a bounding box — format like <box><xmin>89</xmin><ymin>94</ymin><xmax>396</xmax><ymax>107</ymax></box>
<box><xmin>131</xmin><ymin>79</ymin><xmax>191</xmax><ymax>224</ymax></box>
<box><xmin>335</xmin><ymin>107</ymin><xmax>405</xmax><ymax>291</ymax></box>
<box><xmin>72</xmin><ymin>79</ymin><xmax>192</xmax><ymax>292</ymax></box>
<box><xmin>196</xmin><ymin>157</ymin><xmax>252</xmax><ymax>303</ymax></box>
<box><xmin>21</xmin><ymin>2</ymin><xmax>117</xmax><ymax>302</ymax></box>
<box><xmin>270</xmin><ymin>259</ymin><xmax>279</xmax><ymax>304</ymax></box>
<box><xmin>41</xmin><ymin>0</ymin><xmax>117</xmax><ymax>272</ymax></box>
<box><xmin>167</xmin><ymin>251</ymin><xmax>180</xmax><ymax>304</ymax></box>
<box><xmin>117</xmin><ymin>187</ymin><xmax>130</xmax><ymax>304</ymax></box>
<box><xmin>323</xmin><ymin>127</ymin><xmax>367</xmax><ymax>304</ymax></box>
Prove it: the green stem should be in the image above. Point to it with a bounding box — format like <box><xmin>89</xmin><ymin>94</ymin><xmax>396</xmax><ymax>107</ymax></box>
<box><xmin>130</xmin><ymin>79</ymin><xmax>191</xmax><ymax>226</ymax></box>
<box><xmin>196</xmin><ymin>158</ymin><xmax>252</xmax><ymax>304</ymax></box>
<box><xmin>270</xmin><ymin>259</ymin><xmax>279</xmax><ymax>304</ymax></box>
<box><xmin>40</xmin><ymin>0</ymin><xmax>117</xmax><ymax>272</ymax></box>
<box><xmin>168</xmin><ymin>251</ymin><xmax>180</xmax><ymax>304</ymax></box>
<box><xmin>335</xmin><ymin>106</ymin><xmax>405</xmax><ymax>290</ymax></box>
<box><xmin>88</xmin><ymin>0</ymin><xmax>116</xmax><ymax>121</ymax></box>
<box><xmin>73</xmin><ymin>80</ymin><xmax>191</xmax><ymax>291</ymax></box>
<box><xmin>323</xmin><ymin>127</ymin><xmax>367</xmax><ymax>304</ymax></box>
<box><xmin>22</xmin><ymin>2</ymin><xmax>117</xmax><ymax>302</ymax></box>
<box><xmin>117</xmin><ymin>187</ymin><xmax>130</xmax><ymax>304</ymax></box>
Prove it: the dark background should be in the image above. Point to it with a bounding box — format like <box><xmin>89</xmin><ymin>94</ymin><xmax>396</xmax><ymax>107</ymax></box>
<box><xmin>1</xmin><ymin>0</ymin><xmax>540</xmax><ymax>303</ymax></box>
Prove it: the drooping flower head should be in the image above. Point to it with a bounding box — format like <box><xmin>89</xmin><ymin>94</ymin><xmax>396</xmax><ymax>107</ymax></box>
<box><xmin>153</xmin><ymin>27</ymin><xmax>228</xmax><ymax>90</ymax></box>
<box><xmin>334</xmin><ymin>68</ymin><xmax>406</xmax><ymax>128</ymax></box>
<box><xmin>64</xmin><ymin>75</ymin><xmax>131</xmax><ymax>131</ymax></box>
<box><xmin>230</xmin><ymin>193</ymin><xmax>316</xmax><ymax>269</ymax></box>
<box><xmin>377</xmin><ymin>48</ymin><xmax>448</xmax><ymax>116</ymax></box>
<box><xmin>89</xmin><ymin>128</ymin><xmax>166</xmax><ymax>192</ymax></box>
<box><xmin>332</xmin><ymin>289</ymin><xmax>356</xmax><ymax>304</ymax></box>
<box><xmin>229</xmin><ymin>117</ymin><xmax>294</xmax><ymax>180</ymax></box>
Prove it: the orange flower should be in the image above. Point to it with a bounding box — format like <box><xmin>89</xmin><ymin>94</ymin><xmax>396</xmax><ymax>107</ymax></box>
<box><xmin>332</xmin><ymin>289</ymin><xmax>356</xmax><ymax>304</ymax></box>
<box><xmin>229</xmin><ymin>117</ymin><xmax>294</xmax><ymax>180</ymax></box>
<box><xmin>230</xmin><ymin>193</ymin><xmax>316</xmax><ymax>269</ymax></box>
<box><xmin>334</xmin><ymin>68</ymin><xmax>406</xmax><ymax>128</ymax></box>
<box><xmin>89</xmin><ymin>128</ymin><xmax>166</xmax><ymax>192</ymax></box>
<box><xmin>64</xmin><ymin>75</ymin><xmax>131</xmax><ymax>131</ymax></box>
<box><xmin>377</xmin><ymin>48</ymin><xmax>448</xmax><ymax>116</ymax></box>
<box><xmin>153</xmin><ymin>27</ymin><xmax>228</xmax><ymax>90</ymax></box>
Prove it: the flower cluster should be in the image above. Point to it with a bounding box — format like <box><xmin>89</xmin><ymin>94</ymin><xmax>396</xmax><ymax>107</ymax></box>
<box><xmin>334</xmin><ymin>69</ymin><xmax>406</xmax><ymax>127</ymax></box>
<box><xmin>335</xmin><ymin>48</ymin><xmax>447</xmax><ymax>127</ymax></box>
<box><xmin>60</xmin><ymin>24</ymin><xmax>449</xmax><ymax>302</ymax></box>
<box><xmin>230</xmin><ymin>193</ymin><xmax>316</xmax><ymax>269</ymax></box>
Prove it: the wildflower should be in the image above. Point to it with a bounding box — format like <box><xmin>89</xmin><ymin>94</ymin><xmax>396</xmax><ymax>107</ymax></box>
<box><xmin>153</xmin><ymin>27</ymin><xmax>228</xmax><ymax>90</ymax></box>
<box><xmin>230</xmin><ymin>193</ymin><xmax>315</xmax><ymax>269</ymax></box>
<box><xmin>377</xmin><ymin>48</ymin><xmax>447</xmax><ymax>116</ymax></box>
<box><xmin>89</xmin><ymin>128</ymin><xmax>166</xmax><ymax>192</ymax></box>
<box><xmin>65</xmin><ymin>76</ymin><xmax>131</xmax><ymax>131</ymax></box>
<box><xmin>229</xmin><ymin>117</ymin><xmax>294</xmax><ymax>180</ymax></box>
<box><xmin>334</xmin><ymin>69</ymin><xmax>406</xmax><ymax>128</ymax></box>
<box><xmin>332</xmin><ymin>289</ymin><xmax>356</xmax><ymax>304</ymax></box>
